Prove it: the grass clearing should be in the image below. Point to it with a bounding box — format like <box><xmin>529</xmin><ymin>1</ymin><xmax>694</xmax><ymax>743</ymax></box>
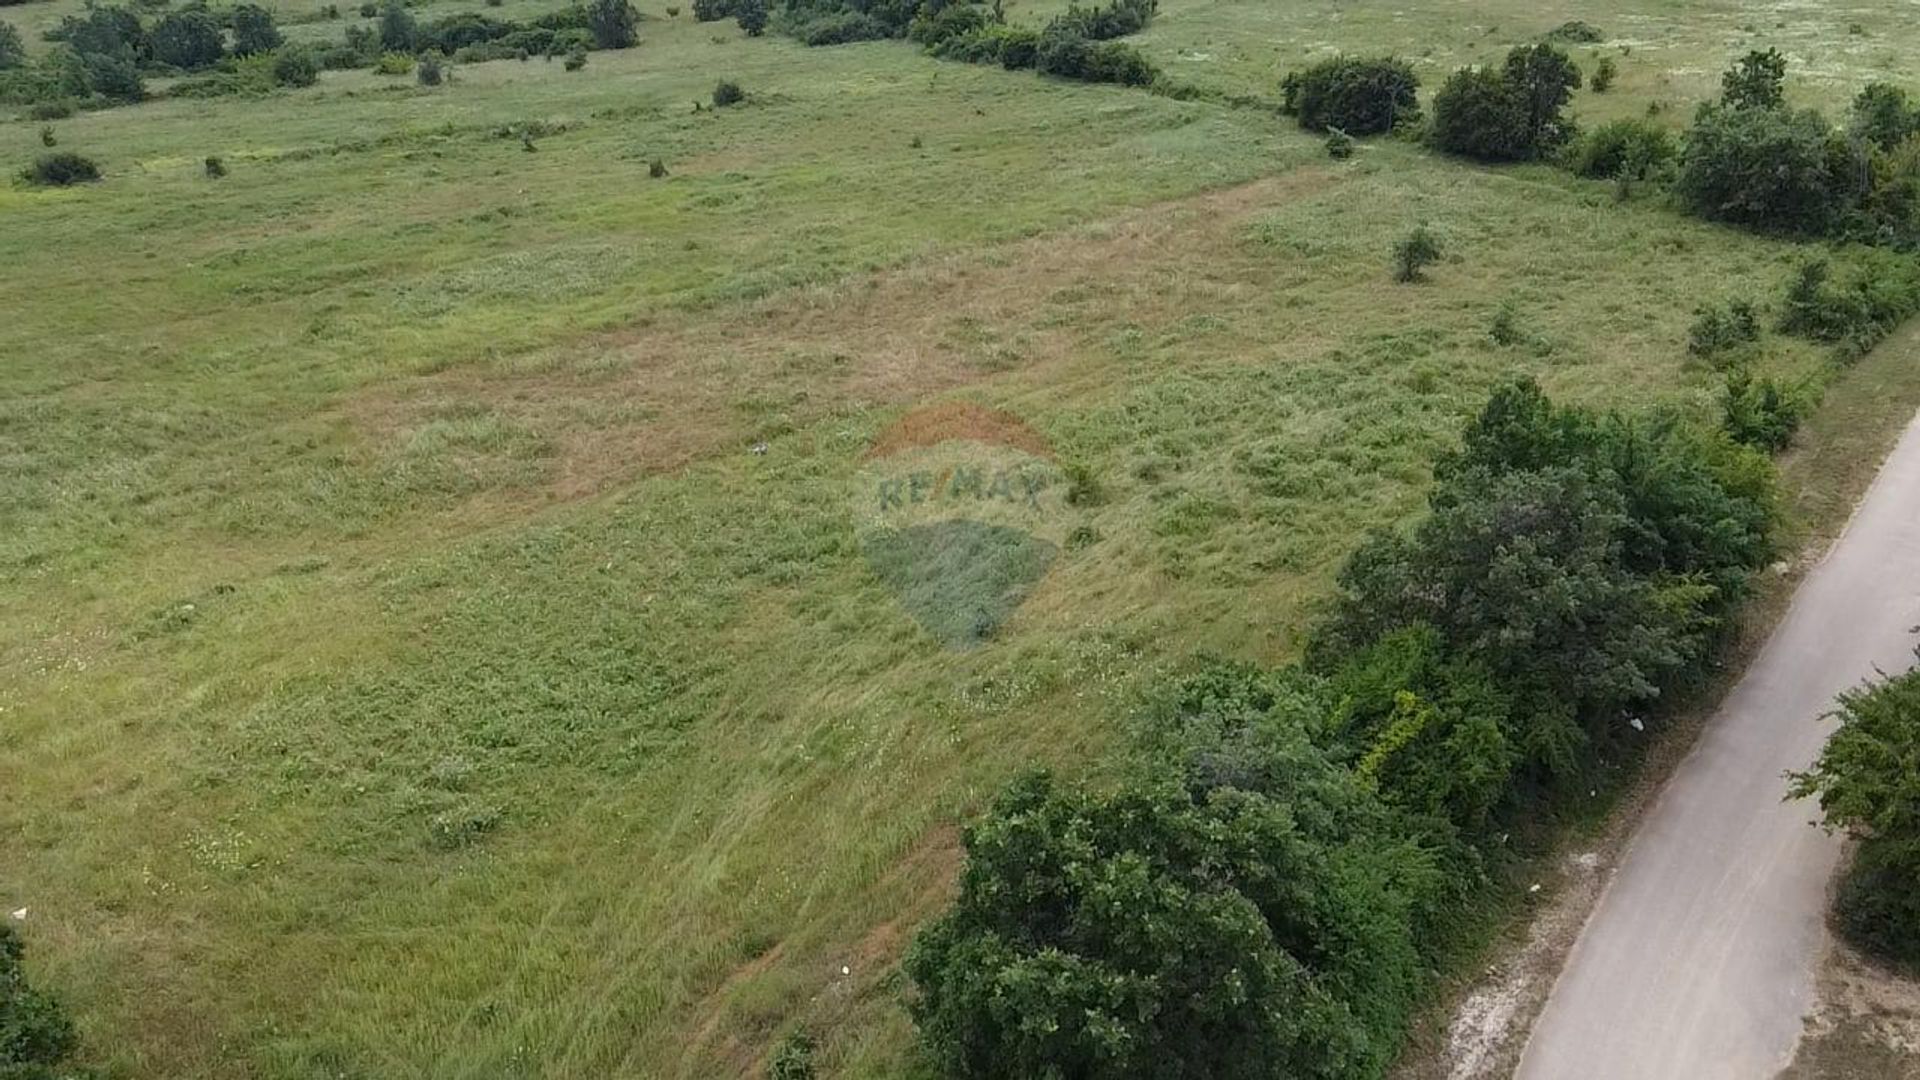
<box><xmin>5</xmin><ymin>0</ymin><xmax>1920</xmax><ymax>1076</ymax></box>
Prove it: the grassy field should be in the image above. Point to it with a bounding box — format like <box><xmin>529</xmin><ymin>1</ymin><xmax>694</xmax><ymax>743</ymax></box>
<box><xmin>4</xmin><ymin>0</ymin><xmax>1919</xmax><ymax>1076</ymax></box>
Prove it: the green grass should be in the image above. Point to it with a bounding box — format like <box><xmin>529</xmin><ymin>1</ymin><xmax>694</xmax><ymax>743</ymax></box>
<box><xmin>4</xmin><ymin>1</ymin><xmax>1920</xmax><ymax>1076</ymax></box>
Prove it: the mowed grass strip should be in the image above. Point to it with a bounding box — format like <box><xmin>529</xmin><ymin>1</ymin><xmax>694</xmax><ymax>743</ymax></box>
<box><xmin>3</xmin><ymin>0</ymin><xmax>1917</xmax><ymax>1076</ymax></box>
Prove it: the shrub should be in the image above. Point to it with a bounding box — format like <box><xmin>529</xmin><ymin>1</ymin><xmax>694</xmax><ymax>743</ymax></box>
<box><xmin>1503</xmin><ymin>43</ymin><xmax>1582</xmax><ymax>152</ymax></box>
<box><xmin>1721</xmin><ymin>367</ymin><xmax>1804</xmax><ymax>451</ymax></box>
<box><xmin>378</xmin><ymin>0</ymin><xmax>419</xmax><ymax>52</ymax></box>
<box><xmin>648</xmin><ymin>157</ymin><xmax>667</xmax><ymax>177</ymax></box>
<box><xmin>417</xmin><ymin>50</ymin><xmax>444</xmax><ymax>85</ymax></box>
<box><xmin>1391</xmin><ymin>225</ymin><xmax>1442</xmax><ymax>282</ymax></box>
<box><xmin>1790</xmin><ymin>663</ymin><xmax>1920</xmax><ymax>968</ymax></box>
<box><xmin>768</xmin><ymin>1030</ymin><xmax>817</xmax><ymax>1080</ymax></box>
<box><xmin>666</xmin><ymin>4</ymin><xmax>679</xmax><ymax>15</ymax></box>
<box><xmin>373</xmin><ymin>50</ymin><xmax>414</xmax><ymax>74</ymax></box>
<box><xmin>586</xmin><ymin>0</ymin><xmax>639</xmax><ymax>48</ymax></box>
<box><xmin>1045</xmin><ymin>0</ymin><xmax>1155</xmax><ymax>41</ymax></box>
<box><xmin>1850</xmin><ymin>82</ymin><xmax>1920</xmax><ymax>152</ymax></box>
<box><xmin>563</xmin><ymin>44</ymin><xmax>586</xmax><ymax>69</ymax></box>
<box><xmin>1721</xmin><ymin>47</ymin><xmax>1786</xmax><ymax>110</ymax></box>
<box><xmin>691</xmin><ymin>0</ymin><xmax>732</xmax><ymax>21</ymax></box>
<box><xmin>1545</xmin><ymin>19</ymin><xmax>1603</xmax><ymax>43</ymax></box>
<box><xmin>1777</xmin><ymin>253</ymin><xmax>1920</xmax><ymax>357</ymax></box>
<box><xmin>27</xmin><ymin>100</ymin><xmax>75</xmax><ymax>120</ymax></box>
<box><xmin>205</xmin><ymin>154</ymin><xmax>227</xmax><ymax>177</ymax></box>
<box><xmin>711</xmin><ymin>78</ymin><xmax>742</xmax><ymax>106</ymax></box>
<box><xmin>1676</xmin><ymin>104</ymin><xmax>1859</xmax><ymax>235</ymax></box>
<box><xmin>1569</xmin><ymin>117</ymin><xmax>1675</xmax><ymax>179</ymax></box>
<box><xmin>996</xmin><ymin>25</ymin><xmax>1039</xmax><ymax>68</ymax></box>
<box><xmin>0</xmin><ymin>22</ymin><xmax>22</xmax><ymax>70</ymax></box>
<box><xmin>0</xmin><ymin>923</ymin><xmax>81</xmax><ymax>1076</ymax></box>
<box><xmin>272</xmin><ymin>47</ymin><xmax>320</xmax><ymax>86</ymax></box>
<box><xmin>1034</xmin><ymin>28</ymin><xmax>1155</xmax><ymax>86</ymax></box>
<box><xmin>1687</xmin><ymin>299</ymin><xmax>1761</xmax><ymax>358</ymax></box>
<box><xmin>231</xmin><ymin>3</ymin><xmax>285</xmax><ymax>55</ymax></box>
<box><xmin>1591</xmin><ymin>55</ymin><xmax>1616</xmax><ymax>92</ymax></box>
<box><xmin>150</xmin><ymin>9</ymin><xmax>226</xmax><ymax>69</ymax></box>
<box><xmin>908</xmin><ymin>767</ymin><xmax>1428</xmax><ymax>1080</ymax></box>
<box><xmin>908</xmin><ymin>2</ymin><xmax>985</xmax><ymax>47</ymax></box>
<box><xmin>1429</xmin><ymin>66</ymin><xmax>1530</xmax><ymax>161</ymax></box>
<box><xmin>20</xmin><ymin>151</ymin><xmax>100</xmax><ymax>185</ymax></box>
<box><xmin>789</xmin><ymin>11</ymin><xmax>889</xmax><ymax>45</ymax></box>
<box><xmin>1325</xmin><ymin>128</ymin><xmax>1354</xmax><ymax>159</ymax></box>
<box><xmin>735</xmin><ymin>0</ymin><xmax>768</xmax><ymax>36</ymax></box>
<box><xmin>37</xmin><ymin>125</ymin><xmax>53</xmax><ymax>146</ymax></box>
<box><xmin>81</xmin><ymin>51</ymin><xmax>144</xmax><ymax>101</ymax></box>
<box><xmin>1280</xmin><ymin>55</ymin><xmax>1420</xmax><ymax>136</ymax></box>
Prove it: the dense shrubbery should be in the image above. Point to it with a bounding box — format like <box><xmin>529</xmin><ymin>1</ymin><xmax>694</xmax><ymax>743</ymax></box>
<box><xmin>1280</xmin><ymin>56</ymin><xmax>1419</xmax><ymax>136</ymax></box>
<box><xmin>1568</xmin><ymin>117</ymin><xmax>1675</xmax><ymax>180</ymax></box>
<box><xmin>1720</xmin><ymin>367</ymin><xmax>1806</xmax><ymax>452</ymax></box>
<box><xmin>1791</xmin><ymin>662</ymin><xmax>1920</xmax><ymax>968</ymax></box>
<box><xmin>913</xmin><ymin>381</ymin><xmax>1779</xmax><ymax>1078</ymax></box>
<box><xmin>0</xmin><ymin>22</ymin><xmax>23</xmax><ymax>70</ymax></box>
<box><xmin>1687</xmin><ymin>299</ymin><xmax>1760</xmax><ymax>359</ymax></box>
<box><xmin>1776</xmin><ymin>253</ymin><xmax>1920</xmax><ymax>360</ymax></box>
<box><xmin>1044</xmin><ymin>0</ymin><xmax>1155</xmax><ymax>41</ymax></box>
<box><xmin>1430</xmin><ymin>44</ymin><xmax>1581</xmax><ymax>162</ymax></box>
<box><xmin>1676</xmin><ymin>104</ymin><xmax>1859</xmax><ymax>235</ymax></box>
<box><xmin>1</xmin><ymin>923</ymin><xmax>84</xmax><ymax>1078</ymax></box>
<box><xmin>20</xmin><ymin>151</ymin><xmax>100</xmax><ymax>185</ymax></box>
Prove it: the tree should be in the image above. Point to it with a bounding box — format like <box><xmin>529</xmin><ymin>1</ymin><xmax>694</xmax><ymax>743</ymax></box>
<box><xmin>908</xmin><ymin>765</ymin><xmax>1429</xmax><ymax>1080</ymax></box>
<box><xmin>734</xmin><ymin>0</ymin><xmax>768</xmax><ymax>35</ymax></box>
<box><xmin>230</xmin><ymin>3</ymin><xmax>285</xmax><ymax>55</ymax></box>
<box><xmin>50</xmin><ymin>5</ymin><xmax>146</xmax><ymax>64</ymax></box>
<box><xmin>0</xmin><ymin>21</ymin><xmax>25</xmax><ymax>70</ymax></box>
<box><xmin>149</xmin><ymin>9</ymin><xmax>225</xmax><ymax>69</ymax></box>
<box><xmin>1279</xmin><ymin>56</ymin><xmax>1420</xmax><ymax>136</ymax></box>
<box><xmin>272</xmin><ymin>46</ymin><xmax>319</xmax><ymax>86</ymax></box>
<box><xmin>1790</xmin><ymin>662</ymin><xmax>1920</xmax><ymax>966</ymax></box>
<box><xmin>1676</xmin><ymin>103</ymin><xmax>1859</xmax><ymax>235</ymax></box>
<box><xmin>1503</xmin><ymin>43</ymin><xmax>1582</xmax><ymax>153</ymax></box>
<box><xmin>1428</xmin><ymin>66</ymin><xmax>1531</xmax><ymax>161</ymax></box>
<box><xmin>1850</xmin><ymin>82</ymin><xmax>1920</xmax><ymax>152</ymax></box>
<box><xmin>585</xmin><ymin>0</ymin><xmax>638</xmax><ymax>48</ymax></box>
<box><xmin>1391</xmin><ymin>225</ymin><xmax>1442</xmax><ymax>282</ymax></box>
<box><xmin>1722</xmin><ymin>48</ymin><xmax>1786</xmax><ymax>110</ymax></box>
<box><xmin>378</xmin><ymin>0</ymin><xmax>418</xmax><ymax>53</ymax></box>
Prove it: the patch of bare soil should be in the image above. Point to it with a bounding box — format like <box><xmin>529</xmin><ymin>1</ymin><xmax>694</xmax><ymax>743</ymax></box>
<box><xmin>1781</xmin><ymin>944</ymin><xmax>1920</xmax><ymax>1080</ymax></box>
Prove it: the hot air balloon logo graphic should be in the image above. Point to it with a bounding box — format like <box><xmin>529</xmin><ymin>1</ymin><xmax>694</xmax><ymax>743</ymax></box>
<box><xmin>853</xmin><ymin>402</ymin><xmax>1066</xmax><ymax>649</ymax></box>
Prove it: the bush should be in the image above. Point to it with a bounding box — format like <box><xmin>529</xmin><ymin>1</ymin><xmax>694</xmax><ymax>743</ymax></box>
<box><xmin>1045</xmin><ymin>0</ymin><xmax>1155</xmax><ymax>41</ymax></box>
<box><xmin>908</xmin><ymin>3</ymin><xmax>985</xmax><ymax>47</ymax></box>
<box><xmin>1777</xmin><ymin>253</ymin><xmax>1920</xmax><ymax>357</ymax></box>
<box><xmin>586</xmin><ymin>0</ymin><xmax>638</xmax><ymax>48</ymax></box>
<box><xmin>417</xmin><ymin>51</ymin><xmax>444</xmax><ymax>85</ymax></box>
<box><xmin>1721</xmin><ymin>367</ymin><xmax>1805</xmax><ymax>451</ymax></box>
<box><xmin>0</xmin><ymin>22</ymin><xmax>22</xmax><ymax>70</ymax></box>
<box><xmin>1428</xmin><ymin>65</ymin><xmax>1531</xmax><ymax>161</ymax></box>
<box><xmin>373</xmin><ymin>50</ymin><xmax>414</xmax><ymax>74</ymax></box>
<box><xmin>768</xmin><ymin>1030</ymin><xmax>817</xmax><ymax>1080</ymax></box>
<box><xmin>1391</xmin><ymin>225</ymin><xmax>1442</xmax><ymax>282</ymax></box>
<box><xmin>1676</xmin><ymin>104</ymin><xmax>1860</xmax><ymax>235</ymax></box>
<box><xmin>272</xmin><ymin>47</ymin><xmax>320</xmax><ymax>86</ymax></box>
<box><xmin>1591</xmin><ymin>54</ymin><xmax>1616</xmax><ymax>92</ymax></box>
<box><xmin>908</xmin><ymin>767</ymin><xmax>1428</xmax><ymax>1080</ymax></box>
<box><xmin>648</xmin><ymin>157</ymin><xmax>667</xmax><ymax>177</ymax></box>
<box><xmin>691</xmin><ymin>0</ymin><xmax>732</xmax><ymax>21</ymax></box>
<box><xmin>562</xmin><ymin>44</ymin><xmax>586</xmax><ymax>69</ymax></box>
<box><xmin>150</xmin><ymin>9</ymin><xmax>226</xmax><ymax>69</ymax></box>
<box><xmin>378</xmin><ymin>0</ymin><xmax>418</xmax><ymax>52</ymax></box>
<box><xmin>1545</xmin><ymin>19</ymin><xmax>1603</xmax><ymax>43</ymax></box>
<box><xmin>789</xmin><ymin>11</ymin><xmax>889</xmax><ymax>45</ymax></box>
<box><xmin>1280</xmin><ymin>55</ymin><xmax>1419</xmax><ymax>136</ymax></box>
<box><xmin>28</xmin><ymin>100</ymin><xmax>75</xmax><ymax>120</ymax></box>
<box><xmin>20</xmin><ymin>151</ymin><xmax>100</xmax><ymax>186</ymax></box>
<box><xmin>1504</xmin><ymin>42</ymin><xmax>1582</xmax><ymax>152</ymax></box>
<box><xmin>81</xmin><ymin>51</ymin><xmax>144</xmax><ymax>102</ymax></box>
<box><xmin>231</xmin><ymin>3</ymin><xmax>285</xmax><ymax>55</ymax></box>
<box><xmin>1569</xmin><ymin>117</ymin><xmax>1675</xmax><ymax>179</ymax></box>
<box><xmin>1850</xmin><ymin>82</ymin><xmax>1920</xmax><ymax>152</ymax></box>
<box><xmin>0</xmin><ymin>924</ymin><xmax>81</xmax><ymax>1076</ymax></box>
<box><xmin>1721</xmin><ymin>47</ymin><xmax>1785</xmax><ymax>110</ymax></box>
<box><xmin>1687</xmin><ymin>299</ymin><xmax>1761</xmax><ymax>358</ymax></box>
<box><xmin>204</xmin><ymin>154</ymin><xmax>227</xmax><ymax>177</ymax></box>
<box><xmin>711</xmin><ymin>78</ymin><xmax>742</xmax><ymax>106</ymax></box>
<box><xmin>735</xmin><ymin>0</ymin><xmax>768</xmax><ymax>36</ymax></box>
<box><xmin>1325</xmin><ymin>129</ymin><xmax>1354</xmax><ymax>159</ymax></box>
<box><xmin>1791</xmin><ymin>664</ymin><xmax>1920</xmax><ymax>968</ymax></box>
<box><xmin>1034</xmin><ymin>28</ymin><xmax>1155</xmax><ymax>86</ymax></box>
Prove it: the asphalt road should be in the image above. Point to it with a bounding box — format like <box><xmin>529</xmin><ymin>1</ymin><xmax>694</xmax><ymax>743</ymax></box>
<box><xmin>1515</xmin><ymin>412</ymin><xmax>1920</xmax><ymax>1080</ymax></box>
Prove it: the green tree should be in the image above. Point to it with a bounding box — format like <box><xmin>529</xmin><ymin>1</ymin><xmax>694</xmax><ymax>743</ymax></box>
<box><xmin>0</xmin><ymin>22</ymin><xmax>26</xmax><ymax>69</ymax></box>
<box><xmin>1676</xmin><ymin>104</ymin><xmax>1859</xmax><ymax>235</ymax></box>
<box><xmin>1279</xmin><ymin>56</ymin><xmax>1421</xmax><ymax>136</ymax></box>
<box><xmin>378</xmin><ymin>0</ymin><xmax>418</xmax><ymax>53</ymax></box>
<box><xmin>735</xmin><ymin>0</ymin><xmax>768</xmax><ymax>36</ymax></box>
<box><xmin>1502</xmin><ymin>43</ymin><xmax>1582</xmax><ymax>153</ymax></box>
<box><xmin>230</xmin><ymin>3</ymin><xmax>285</xmax><ymax>56</ymax></box>
<box><xmin>1790</xmin><ymin>663</ymin><xmax>1920</xmax><ymax>966</ymax></box>
<box><xmin>1428</xmin><ymin>66</ymin><xmax>1531</xmax><ymax>161</ymax></box>
<box><xmin>149</xmin><ymin>9</ymin><xmax>226</xmax><ymax>69</ymax></box>
<box><xmin>585</xmin><ymin>0</ymin><xmax>638</xmax><ymax>48</ymax></box>
<box><xmin>1850</xmin><ymin>82</ymin><xmax>1919</xmax><ymax>152</ymax></box>
<box><xmin>1721</xmin><ymin>47</ymin><xmax>1786</xmax><ymax>110</ymax></box>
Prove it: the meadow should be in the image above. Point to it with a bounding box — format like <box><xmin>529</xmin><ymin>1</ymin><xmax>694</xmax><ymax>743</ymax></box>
<box><xmin>4</xmin><ymin>0</ymin><xmax>1919</xmax><ymax>1075</ymax></box>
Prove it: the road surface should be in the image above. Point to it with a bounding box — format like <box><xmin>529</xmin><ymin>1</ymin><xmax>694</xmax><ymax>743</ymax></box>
<box><xmin>1515</xmin><ymin>412</ymin><xmax>1920</xmax><ymax>1080</ymax></box>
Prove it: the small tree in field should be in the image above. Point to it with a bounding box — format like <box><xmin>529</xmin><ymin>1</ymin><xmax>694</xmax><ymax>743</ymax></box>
<box><xmin>230</xmin><ymin>3</ymin><xmax>285</xmax><ymax>55</ymax></box>
<box><xmin>586</xmin><ymin>0</ymin><xmax>639</xmax><ymax>49</ymax></box>
<box><xmin>1791</xmin><ymin>663</ymin><xmax>1920</xmax><ymax>967</ymax></box>
<box><xmin>735</xmin><ymin>0</ymin><xmax>768</xmax><ymax>36</ymax></box>
<box><xmin>1722</xmin><ymin>48</ymin><xmax>1786</xmax><ymax>110</ymax></box>
<box><xmin>1392</xmin><ymin>225</ymin><xmax>1442</xmax><ymax>282</ymax></box>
